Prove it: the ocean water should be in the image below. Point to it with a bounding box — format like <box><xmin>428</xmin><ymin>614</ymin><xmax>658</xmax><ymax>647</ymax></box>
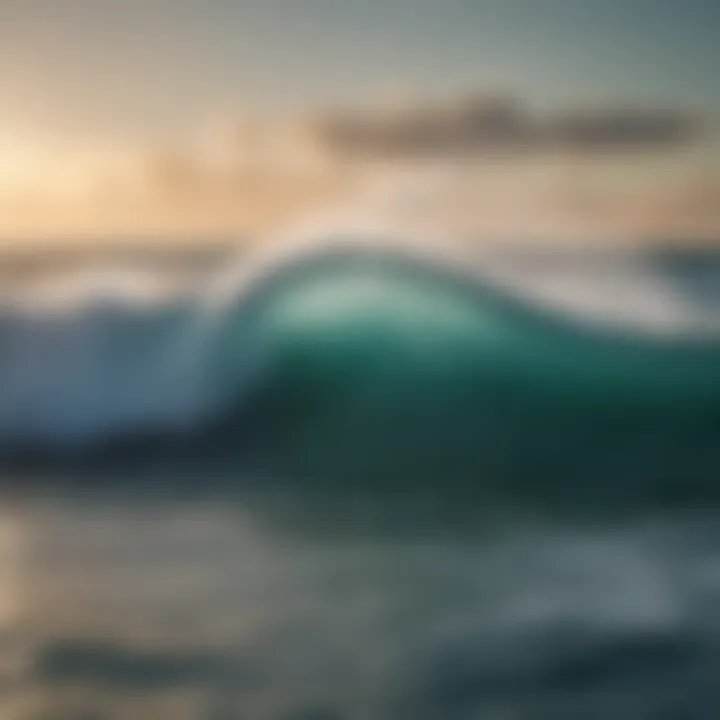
<box><xmin>1</xmin><ymin>237</ymin><xmax>720</xmax><ymax>719</ymax></box>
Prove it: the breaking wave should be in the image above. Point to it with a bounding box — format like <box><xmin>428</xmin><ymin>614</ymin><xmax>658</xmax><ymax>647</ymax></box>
<box><xmin>1</xmin><ymin>238</ymin><xmax>720</xmax><ymax>506</ymax></box>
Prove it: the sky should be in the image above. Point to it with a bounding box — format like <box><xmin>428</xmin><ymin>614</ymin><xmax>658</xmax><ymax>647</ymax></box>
<box><xmin>0</xmin><ymin>0</ymin><xmax>717</xmax><ymax>238</ymax></box>
<box><xmin>0</xmin><ymin>0</ymin><xmax>718</xmax><ymax>144</ymax></box>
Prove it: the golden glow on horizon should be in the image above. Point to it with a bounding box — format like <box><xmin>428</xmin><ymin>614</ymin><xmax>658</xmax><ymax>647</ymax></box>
<box><xmin>0</xmin><ymin>138</ymin><xmax>46</xmax><ymax>191</ymax></box>
<box><xmin>0</xmin><ymin>113</ymin><xmax>717</xmax><ymax>243</ymax></box>
<box><xmin>0</xmin><ymin>134</ymin><xmax>107</xmax><ymax>196</ymax></box>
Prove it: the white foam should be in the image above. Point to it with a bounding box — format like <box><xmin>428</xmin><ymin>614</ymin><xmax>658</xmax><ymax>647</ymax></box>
<box><xmin>0</xmin><ymin>284</ymin><xmax>209</xmax><ymax>447</ymax></box>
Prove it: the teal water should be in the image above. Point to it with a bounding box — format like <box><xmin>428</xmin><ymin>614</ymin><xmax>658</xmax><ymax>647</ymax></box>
<box><xmin>207</xmin><ymin>249</ymin><xmax>720</xmax><ymax>511</ymax></box>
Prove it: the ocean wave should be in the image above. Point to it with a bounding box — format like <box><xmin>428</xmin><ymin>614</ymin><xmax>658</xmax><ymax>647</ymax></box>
<box><xmin>0</xmin><ymin>240</ymin><xmax>719</xmax><ymax>475</ymax></box>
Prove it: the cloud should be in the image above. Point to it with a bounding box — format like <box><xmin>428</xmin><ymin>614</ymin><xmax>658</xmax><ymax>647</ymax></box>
<box><xmin>549</xmin><ymin>106</ymin><xmax>704</xmax><ymax>149</ymax></box>
<box><xmin>0</xmin><ymin>91</ymin><xmax>715</xmax><ymax>239</ymax></box>
<box><xmin>311</xmin><ymin>93</ymin><xmax>707</xmax><ymax>157</ymax></box>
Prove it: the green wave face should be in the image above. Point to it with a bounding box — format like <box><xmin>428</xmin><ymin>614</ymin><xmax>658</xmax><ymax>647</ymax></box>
<box><xmin>216</xmin><ymin>250</ymin><xmax>720</xmax><ymax>505</ymax></box>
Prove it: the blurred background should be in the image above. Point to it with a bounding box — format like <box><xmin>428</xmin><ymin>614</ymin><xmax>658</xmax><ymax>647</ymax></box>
<box><xmin>1</xmin><ymin>3</ymin><xmax>720</xmax><ymax>720</ymax></box>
